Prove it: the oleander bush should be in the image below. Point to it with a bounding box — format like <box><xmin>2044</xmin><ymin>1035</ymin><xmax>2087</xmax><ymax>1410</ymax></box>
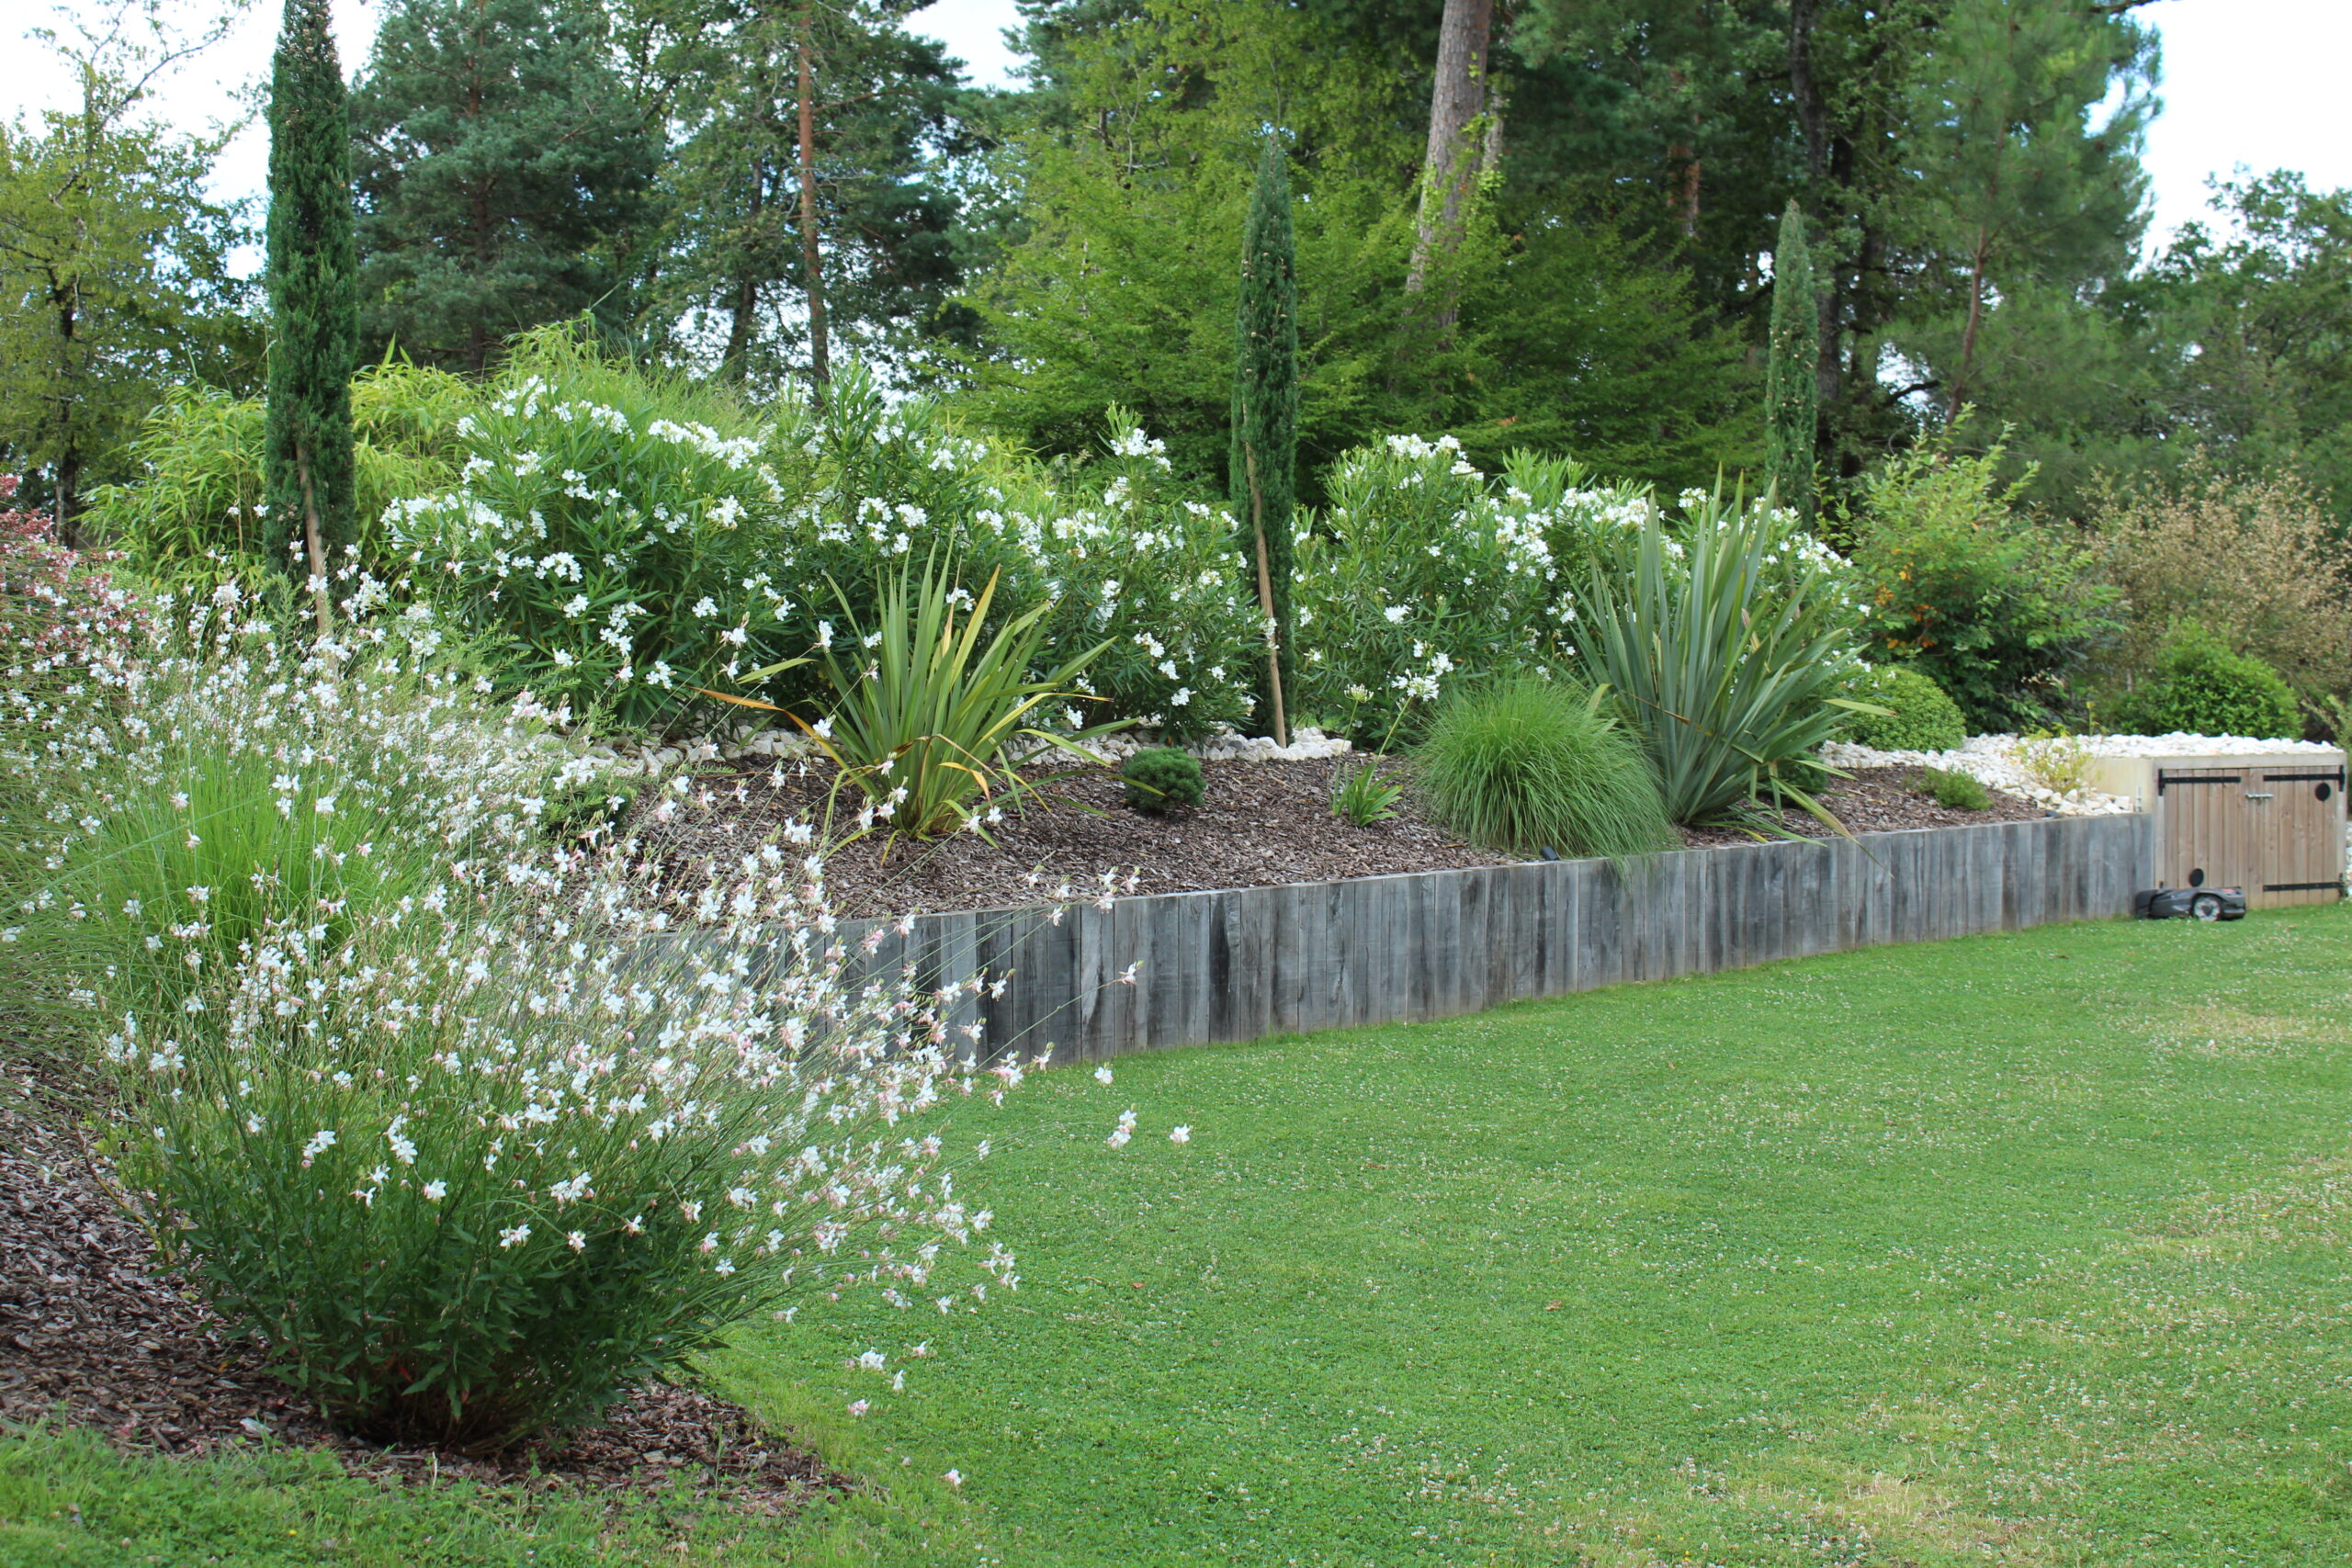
<box><xmin>1413</xmin><ymin>675</ymin><xmax>1674</xmax><ymax>857</ymax></box>
<box><xmin>1</xmin><ymin>581</ymin><xmax>1023</xmax><ymax>1453</ymax></box>
<box><xmin>1838</xmin><ymin>664</ymin><xmax>1968</xmax><ymax>752</ymax></box>
<box><xmin>1291</xmin><ymin>436</ymin><xmax>1651</xmax><ymax>737</ymax></box>
<box><xmin>96</xmin><ymin>327</ymin><xmax>1261</xmax><ymax>740</ymax></box>
<box><xmin>2109</xmin><ymin>619</ymin><xmax>2302</xmax><ymax>739</ymax></box>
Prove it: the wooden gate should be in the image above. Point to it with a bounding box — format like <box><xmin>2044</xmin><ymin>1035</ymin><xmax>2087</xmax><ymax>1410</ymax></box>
<box><xmin>2157</xmin><ymin>763</ymin><xmax>2346</xmax><ymax>908</ymax></box>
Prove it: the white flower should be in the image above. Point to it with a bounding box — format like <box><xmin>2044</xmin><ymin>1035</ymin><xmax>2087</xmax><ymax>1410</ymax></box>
<box><xmin>301</xmin><ymin>1130</ymin><xmax>336</xmax><ymax>1159</ymax></box>
<box><xmin>1093</xmin><ymin>1066</ymin><xmax>1113</xmax><ymax>1086</ymax></box>
<box><xmin>943</xmin><ymin>1469</ymin><xmax>964</xmax><ymax>1489</ymax></box>
<box><xmin>498</xmin><ymin>1224</ymin><xmax>531</xmax><ymax>1248</ymax></box>
<box><xmin>1170</xmin><ymin>1126</ymin><xmax>1192</xmax><ymax>1145</ymax></box>
<box><xmin>847</xmin><ymin>1399</ymin><xmax>869</xmax><ymax>1416</ymax></box>
<box><xmin>422</xmin><ymin>1180</ymin><xmax>447</xmax><ymax>1201</ymax></box>
<box><xmin>567</xmin><ymin>1230</ymin><xmax>587</xmax><ymax>1252</ymax></box>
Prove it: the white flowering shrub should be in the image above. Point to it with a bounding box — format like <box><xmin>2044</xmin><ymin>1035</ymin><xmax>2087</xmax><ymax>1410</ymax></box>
<box><xmin>386</xmin><ymin>342</ymin><xmax>794</xmax><ymax>732</ymax></box>
<box><xmin>4</xmin><ymin>583</ymin><xmax>1027</xmax><ymax>1451</ymax></box>
<box><xmin>1293</xmin><ymin>436</ymin><xmax>1651</xmax><ymax>735</ymax></box>
<box><xmin>765</xmin><ymin>387</ymin><xmax>1258</xmax><ymax>740</ymax></box>
<box><xmin>390</xmin><ymin>336</ymin><xmax>1257</xmax><ymax>742</ymax></box>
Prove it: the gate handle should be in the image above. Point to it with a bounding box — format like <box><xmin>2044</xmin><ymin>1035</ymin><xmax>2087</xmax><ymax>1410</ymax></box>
<box><xmin>2245</xmin><ymin>791</ymin><xmax>2276</xmax><ymax>800</ymax></box>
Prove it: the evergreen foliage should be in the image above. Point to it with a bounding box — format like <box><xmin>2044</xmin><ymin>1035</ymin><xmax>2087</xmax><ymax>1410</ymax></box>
<box><xmin>1912</xmin><ymin>765</ymin><xmax>1993</xmax><ymax>811</ymax></box>
<box><xmin>263</xmin><ymin>0</ymin><xmax>359</xmax><ymax>582</ymax></box>
<box><xmin>651</xmin><ymin>0</ymin><xmax>978</xmax><ymax>392</ymax></box>
<box><xmin>1839</xmin><ymin>665</ymin><xmax>1969</xmax><ymax>752</ymax></box>
<box><xmin>2110</xmin><ymin>621</ymin><xmax>2302</xmax><ymax>740</ymax></box>
<box><xmin>1230</xmin><ymin>136</ymin><xmax>1300</xmax><ymax>738</ymax></box>
<box><xmin>1764</xmin><ymin>203</ymin><xmax>1818</xmax><ymax>516</ymax></box>
<box><xmin>349</xmin><ymin>0</ymin><xmax>653</xmax><ymax>371</ymax></box>
<box><xmin>1121</xmin><ymin>749</ymin><xmax>1204</xmax><ymax>812</ymax></box>
<box><xmin>1845</xmin><ymin>430</ymin><xmax>2120</xmax><ymax>731</ymax></box>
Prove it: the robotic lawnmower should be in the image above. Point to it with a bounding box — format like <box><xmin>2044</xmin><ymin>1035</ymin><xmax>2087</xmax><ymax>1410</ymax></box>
<box><xmin>2134</xmin><ymin>885</ymin><xmax>2247</xmax><ymax>921</ymax></box>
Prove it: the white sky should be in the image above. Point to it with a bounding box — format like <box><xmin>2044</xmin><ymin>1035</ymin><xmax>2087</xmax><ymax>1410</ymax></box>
<box><xmin>0</xmin><ymin>0</ymin><xmax>2343</xmax><ymax>256</ymax></box>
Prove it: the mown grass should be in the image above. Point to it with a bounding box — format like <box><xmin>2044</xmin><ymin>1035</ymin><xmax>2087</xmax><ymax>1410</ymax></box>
<box><xmin>9</xmin><ymin>905</ymin><xmax>2352</xmax><ymax>1564</ymax></box>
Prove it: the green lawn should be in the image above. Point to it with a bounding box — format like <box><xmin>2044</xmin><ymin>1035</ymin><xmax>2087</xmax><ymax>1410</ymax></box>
<box><xmin>10</xmin><ymin>906</ymin><xmax>2352</xmax><ymax>1564</ymax></box>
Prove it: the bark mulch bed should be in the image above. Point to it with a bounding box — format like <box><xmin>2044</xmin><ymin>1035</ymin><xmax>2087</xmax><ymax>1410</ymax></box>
<box><xmin>639</xmin><ymin>757</ymin><xmax>2046</xmax><ymax>917</ymax></box>
<box><xmin>641</xmin><ymin>753</ymin><xmax>1508</xmax><ymax>919</ymax></box>
<box><xmin>0</xmin><ymin>1073</ymin><xmax>843</xmax><ymax>1511</ymax></box>
<box><xmin>1673</xmin><ymin>762</ymin><xmax>2047</xmax><ymax>849</ymax></box>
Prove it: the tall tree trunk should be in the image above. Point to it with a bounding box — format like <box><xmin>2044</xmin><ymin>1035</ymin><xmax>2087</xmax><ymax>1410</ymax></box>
<box><xmin>1405</xmin><ymin>0</ymin><xmax>1494</xmax><ymax>300</ymax></box>
<box><xmin>721</xmin><ymin>155</ymin><xmax>765</xmax><ymax>382</ymax></box>
<box><xmin>1789</xmin><ymin>0</ymin><xmax>1827</xmax><ymax>186</ymax></box>
<box><xmin>795</xmin><ymin>4</ymin><xmax>830</xmax><ymax>403</ymax></box>
<box><xmin>51</xmin><ymin>282</ymin><xmax>81</xmax><ymax>546</ymax></box>
<box><xmin>1671</xmin><ymin>149</ymin><xmax>1701</xmax><ymax>239</ymax></box>
<box><xmin>1948</xmin><ymin>221</ymin><xmax>1991</xmax><ymax>420</ymax></box>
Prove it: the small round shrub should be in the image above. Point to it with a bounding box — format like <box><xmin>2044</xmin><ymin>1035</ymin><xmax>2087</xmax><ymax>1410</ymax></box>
<box><xmin>1414</xmin><ymin>676</ymin><xmax>1674</xmax><ymax>857</ymax></box>
<box><xmin>1839</xmin><ymin>664</ymin><xmax>1967</xmax><ymax>752</ymax></box>
<box><xmin>2110</xmin><ymin>621</ymin><xmax>2301</xmax><ymax>739</ymax></box>
<box><xmin>1122</xmin><ymin>747</ymin><xmax>1203</xmax><ymax>811</ymax></box>
<box><xmin>1913</xmin><ymin>765</ymin><xmax>1992</xmax><ymax>812</ymax></box>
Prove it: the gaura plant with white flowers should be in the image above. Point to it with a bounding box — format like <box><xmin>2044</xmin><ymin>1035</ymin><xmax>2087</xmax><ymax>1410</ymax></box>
<box><xmin>3</xmin><ymin>582</ymin><xmax>1033</xmax><ymax>1453</ymax></box>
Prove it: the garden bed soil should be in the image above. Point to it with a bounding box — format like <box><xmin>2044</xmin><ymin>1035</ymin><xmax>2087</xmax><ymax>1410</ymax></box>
<box><xmin>1673</xmin><ymin>762</ymin><xmax>2047</xmax><ymax>848</ymax></box>
<box><xmin>639</xmin><ymin>758</ymin><xmax>2049</xmax><ymax>919</ymax></box>
<box><xmin>0</xmin><ymin>1073</ymin><xmax>843</xmax><ymax>1511</ymax></box>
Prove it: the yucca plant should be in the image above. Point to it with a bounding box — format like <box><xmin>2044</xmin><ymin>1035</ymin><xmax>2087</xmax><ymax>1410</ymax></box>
<box><xmin>1571</xmin><ymin>490</ymin><xmax>1868</xmax><ymax>825</ymax></box>
<box><xmin>747</xmin><ymin>552</ymin><xmax>1122</xmax><ymax>840</ymax></box>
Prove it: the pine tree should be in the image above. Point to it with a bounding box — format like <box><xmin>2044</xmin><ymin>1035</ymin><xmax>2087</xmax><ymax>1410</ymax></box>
<box><xmin>1229</xmin><ymin>136</ymin><xmax>1299</xmax><ymax>743</ymax></box>
<box><xmin>1764</xmin><ymin>202</ymin><xmax>1818</xmax><ymax>517</ymax></box>
<box><xmin>264</xmin><ymin>0</ymin><xmax>357</xmax><ymax>625</ymax></box>
<box><xmin>349</xmin><ymin>0</ymin><xmax>653</xmax><ymax>371</ymax></box>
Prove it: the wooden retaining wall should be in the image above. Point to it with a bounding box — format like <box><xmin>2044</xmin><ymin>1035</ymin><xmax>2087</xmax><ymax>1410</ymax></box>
<box><xmin>837</xmin><ymin>813</ymin><xmax>2155</xmax><ymax>1062</ymax></box>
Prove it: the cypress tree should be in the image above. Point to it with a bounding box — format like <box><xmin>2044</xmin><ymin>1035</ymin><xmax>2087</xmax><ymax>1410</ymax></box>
<box><xmin>1763</xmin><ymin>201</ymin><xmax>1819</xmax><ymax>518</ymax></box>
<box><xmin>1228</xmin><ymin>136</ymin><xmax>1298</xmax><ymax>744</ymax></box>
<box><xmin>264</xmin><ymin>0</ymin><xmax>357</xmax><ymax>627</ymax></box>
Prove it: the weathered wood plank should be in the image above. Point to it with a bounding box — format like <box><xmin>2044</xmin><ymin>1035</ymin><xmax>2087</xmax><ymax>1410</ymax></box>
<box><xmin>780</xmin><ymin>815</ymin><xmax>2152</xmax><ymax>1058</ymax></box>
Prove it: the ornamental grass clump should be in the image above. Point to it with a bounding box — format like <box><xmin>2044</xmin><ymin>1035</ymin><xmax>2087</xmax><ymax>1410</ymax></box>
<box><xmin>1413</xmin><ymin>676</ymin><xmax>1674</xmax><ymax>858</ymax></box>
<box><xmin>2</xmin><ymin>580</ymin><xmax>1032</xmax><ymax>1453</ymax></box>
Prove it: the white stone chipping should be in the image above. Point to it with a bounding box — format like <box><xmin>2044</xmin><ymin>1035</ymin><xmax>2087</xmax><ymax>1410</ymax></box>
<box><xmin>1821</xmin><ymin>731</ymin><xmax>2337</xmax><ymax>817</ymax></box>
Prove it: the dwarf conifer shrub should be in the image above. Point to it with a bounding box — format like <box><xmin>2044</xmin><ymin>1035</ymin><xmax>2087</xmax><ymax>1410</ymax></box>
<box><xmin>1414</xmin><ymin>677</ymin><xmax>1673</xmax><ymax>857</ymax></box>
<box><xmin>1122</xmin><ymin>748</ymin><xmax>1203</xmax><ymax>812</ymax></box>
